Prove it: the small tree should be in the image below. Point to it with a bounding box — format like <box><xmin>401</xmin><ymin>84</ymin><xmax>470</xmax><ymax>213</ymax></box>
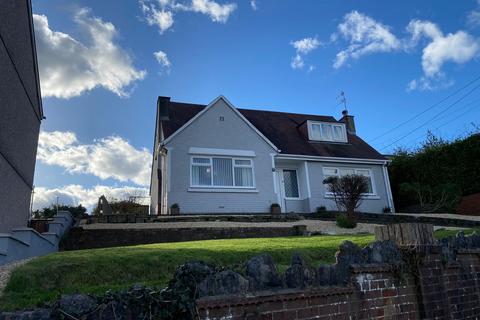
<box><xmin>323</xmin><ymin>174</ymin><xmax>369</xmax><ymax>224</ymax></box>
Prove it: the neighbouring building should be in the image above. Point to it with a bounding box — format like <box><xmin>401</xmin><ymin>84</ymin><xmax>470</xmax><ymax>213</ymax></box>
<box><xmin>0</xmin><ymin>0</ymin><xmax>43</xmax><ymax>232</ymax></box>
<box><xmin>150</xmin><ymin>96</ymin><xmax>394</xmax><ymax>215</ymax></box>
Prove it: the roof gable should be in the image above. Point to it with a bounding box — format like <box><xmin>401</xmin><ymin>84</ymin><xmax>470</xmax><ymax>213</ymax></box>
<box><xmin>161</xmin><ymin>96</ymin><xmax>279</xmax><ymax>151</ymax></box>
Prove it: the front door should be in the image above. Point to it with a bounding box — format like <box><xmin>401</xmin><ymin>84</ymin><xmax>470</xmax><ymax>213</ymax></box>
<box><xmin>277</xmin><ymin>169</ymin><xmax>300</xmax><ymax>212</ymax></box>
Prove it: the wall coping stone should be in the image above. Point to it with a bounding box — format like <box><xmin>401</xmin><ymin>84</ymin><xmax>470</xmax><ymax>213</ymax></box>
<box><xmin>196</xmin><ymin>286</ymin><xmax>354</xmax><ymax>309</ymax></box>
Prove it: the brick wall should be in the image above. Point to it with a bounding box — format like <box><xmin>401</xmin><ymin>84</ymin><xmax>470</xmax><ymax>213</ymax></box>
<box><xmin>444</xmin><ymin>250</ymin><xmax>480</xmax><ymax>319</ymax></box>
<box><xmin>196</xmin><ymin>247</ymin><xmax>480</xmax><ymax>320</ymax></box>
<box><xmin>196</xmin><ymin>265</ymin><xmax>419</xmax><ymax>320</ymax></box>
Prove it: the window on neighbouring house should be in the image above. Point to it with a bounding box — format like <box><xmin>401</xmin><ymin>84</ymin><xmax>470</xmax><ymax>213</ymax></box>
<box><xmin>322</xmin><ymin>167</ymin><xmax>375</xmax><ymax>195</ymax></box>
<box><xmin>308</xmin><ymin>121</ymin><xmax>347</xmax><ymax>142</ymax></box>
<box><xmin>283</xmin><ymin>169</ymin><xmax>299</xmax><ymax>198</ymax></box>
<box><xmin>191</xmin><ymin>157</ymin><xmax>254</xmax><ymax>187</ymax></box>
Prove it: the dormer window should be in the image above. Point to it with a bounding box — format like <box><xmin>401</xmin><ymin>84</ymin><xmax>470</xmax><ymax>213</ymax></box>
<box><xmin>307</xmin><ymin>121</ymin><xmax>347</xmax><ymax>142</ymax></box>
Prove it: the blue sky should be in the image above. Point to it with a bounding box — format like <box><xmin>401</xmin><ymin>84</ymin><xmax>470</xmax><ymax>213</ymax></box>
<box><xmin>31</xmin><ymin>0</ymin><xmax>480</xmax><ymax>210</ymax></box>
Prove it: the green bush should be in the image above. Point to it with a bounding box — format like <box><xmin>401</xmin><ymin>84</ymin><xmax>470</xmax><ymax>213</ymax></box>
<box><xmin>336</xmin><ymin>214</ymin><xmax>357</xmax><ymax>229</ymax></box>
<box><xmin>389</xmin><ymin>132</ymin><xmax>480</xmax><ymax>212</ymax></box>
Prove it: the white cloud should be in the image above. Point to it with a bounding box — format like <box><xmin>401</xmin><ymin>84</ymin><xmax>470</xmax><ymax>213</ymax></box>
<box><xmin>140</xmin><ymin>0</ymin><xmax>237</xmax><ymax>33</ymax></box>
<box><xmin>154</xmin><ymin>50</ymin><xmax>171</xmax><ymax>73</ymax></box>
<box><xmin>33</xmin><ymin>185</ymin><xmax>149</xmax><ymax>211</ymax></box>
<box><xmin>37</xmin><ymin>131</ymin><xmax>151</xmax><ymax>187</ymax></box>
<box><xmin>190</xmin><ymin>0</ymin><xmax>237</xmax><ymax>23</ymax></box>
<box><xmin>250</xmin><ymin>0</ymin><xmax>257</xmax><ymax>10</ymax></box>
<box><xmin>291</xmin><ymin>54</ymin><xmax>304</xmax><ymax>70</ymax></box>
<box><xmin>332</xmin><ymin>11</ymin><xmax>401</xmax><ymax>68</ymax></box>
<box><xmin>406</xmin><ymin>20</ymin><xmax>480</xmax><ymax>90</ymax></box>
<box><xmin>141</xmin><ymin>1</ymin><xmax>175</xmax><ymax>33</ymax></box>
<box><xmin>467</xmin><ymin>0</ymin><xmax>480</xmax><ymax>28</ymax></box>
<box><xmin>406</xmin><ymin>76</ymin><xmax>454</xmax><ymax>92</ymax></box>
<box><xmin>33</xmin><ymin>10</ymin><xmax>146</xmax><ymax>99</ymax></box>
<box><xmin>291</xmin><ymin>37</ymin><xmax>321</xmax><ymax>55</ymax></box>
<box><xmin>468</xmin><ymin>11</ymin><xmax>480</xmax><ymax>27</ymax></box>
<box><xmin>290</xmin><ymin>37</ymin><xmax>320</xmax><ymax>71</ymax></box>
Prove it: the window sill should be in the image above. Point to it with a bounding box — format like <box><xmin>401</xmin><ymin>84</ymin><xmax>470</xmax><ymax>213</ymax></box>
<box><xmin>324</xmin><ymin>194</ymin><xmax>380</xmax><ymax>200</ymax></box>
<box><xmin>188</xmin><ymin>188</ymin><xmax>259</xmax><ymax>193</ymax></box>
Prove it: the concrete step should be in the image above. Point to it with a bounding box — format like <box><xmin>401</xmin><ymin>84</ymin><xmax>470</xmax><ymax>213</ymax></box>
<box><xmin>47</xmin><ymin>221</ymin><xmax>65</xmax><ymax>237</ymax></box>
<box><xmin>0</xmin><ymin>233</ymin><xmax>30</xmax><ymax>265</ymax></box>
<box><xmin>10</xmin><ymin>228</ymin><xmax>56</xmax><ymax>259</ymax></box>
<box><xmin>11</xmin><ymin>228</ymin><xmax>56</xmax><ymax>247</ymax></box>
<box><xmin>40</xmin><ymin>232</ymin><xmax>59</xmax><ymax>247</ymax></box>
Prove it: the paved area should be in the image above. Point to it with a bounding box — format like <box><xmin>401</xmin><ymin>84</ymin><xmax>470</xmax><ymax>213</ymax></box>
<box><xmin>0</xmin><ymin>258</ymin><xmax>32</xmax><ymax>296</ymax></box>
<box><xmin>396</xmin><ymin>212</ymin><xmax>480</xmax><ymax>221</ymax></box>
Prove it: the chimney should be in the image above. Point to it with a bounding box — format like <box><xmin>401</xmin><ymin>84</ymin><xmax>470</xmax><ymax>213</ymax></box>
<box><xmin>157</xmin><ymin>96</ymin><xmax>171</xmax><ymax>121</ymax></box>
<box><xmin>340</xmin><ymin>110</ymin><xmax>356</xmax><ymax>135</ymax></box>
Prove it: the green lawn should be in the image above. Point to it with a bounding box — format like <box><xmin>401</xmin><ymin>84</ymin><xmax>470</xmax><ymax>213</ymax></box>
<box><xmin>0</xmin><ymin>229</ymin><xmax>471</xmax><ymax>310</ymax></box>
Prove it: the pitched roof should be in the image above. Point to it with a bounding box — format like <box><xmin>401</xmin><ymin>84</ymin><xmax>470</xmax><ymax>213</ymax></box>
<box><xmin>161</xmin><ymin>101</ymin><xmax>386</xmax><ymax>161</ymax></box>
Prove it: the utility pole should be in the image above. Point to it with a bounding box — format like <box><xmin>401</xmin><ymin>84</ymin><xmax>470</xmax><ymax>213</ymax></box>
<box><xmin>56</xmin><ymin>196</ymin><xmax>59</xmax><ymax>215</ymax></box>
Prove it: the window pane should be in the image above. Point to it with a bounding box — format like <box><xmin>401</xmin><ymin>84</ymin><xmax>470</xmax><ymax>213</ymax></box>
<box><xmin>333</xmin><ymin>126</ymin><xmax>343</xmax><ymax>140</ymax></box>
<box><xmin>311</xmin><ymin>124</ymin><xmax>321</xmax><ymax>140</ymax></box>
<box><xmin>213</xmin><ymin>158</ymin><xmax>233</xmax><ymax>186</ymax></box>
<box><xmin>235</xmin><ymin>167</ymin><xmax>254</xmax><ymax>187</ymax></box>
<box><xmin>283</xmin><ymin>170</ymin><xmax>299</xmax><ymax>198</ymax></box>
<box><xmin>192</xmin><ymin>165</ymin><xmax>211</xmax><ymax>185</ymax></box>
<box><xmin>356</xmin><ymin>170</ymin><xmax>373</xmax><ymax>193</ymax></box>
<box><xmin>193</xmin><ymin>158</ymin><xmax>210</xmax><ymax>164</ymax></box>
<box><xmin>339</xmin><ymin>168</ymin><xmax>355</xmax><ymax>176</ymax></box>
<box><xmin>234</xmin><ymin>159</ymin><xmax>251</xmax><ymax>166</ymax></box>
<box><xmin>365</xmin><ymin>178</ymin><xmax>373</xmax><ymax>193</ymax></box>
<box><xmin>356</xmin><ymin>169</ymin><xmax>370</xmax><ymax>176</ymax></box>
<box><xmin>321</xmin><ymin>124</ymin><xmax>333</xmax><ymax>140</ymax></box>
<box><xmin>323</xmin><ymin>168</ymin><xmax>337</xmax><ymax>176</ymax></box>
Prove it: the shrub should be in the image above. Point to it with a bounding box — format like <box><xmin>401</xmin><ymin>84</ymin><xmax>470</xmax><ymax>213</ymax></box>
<box><xmin>323</xmin><ymin>174</ymin><xmax>368</xmax><ymax>225</ymax></box>
<box><xmin>383</xmin><ymin>206</ymin><xmax>392</xmax><ymax>213</ymax></box>
<box><xmin>336</xmin><ymin>214</ymin><xmax>357</xmax><ymax>229</ymax></box>
<box><xmin>316</xmin><ymin>206</ymin><xmax>327</xmax><ymax>213</ymax></box>
<box><xmin>171</xmin><ymin>203</ymin><xmax>179</xmax><ymax>209</ymax></box>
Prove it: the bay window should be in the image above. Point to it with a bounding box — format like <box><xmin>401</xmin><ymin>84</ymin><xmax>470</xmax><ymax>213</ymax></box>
<box><xmin>191</xmin><ymin>156</ymin><xmax>254</xmax><ymax>188</ymax></box>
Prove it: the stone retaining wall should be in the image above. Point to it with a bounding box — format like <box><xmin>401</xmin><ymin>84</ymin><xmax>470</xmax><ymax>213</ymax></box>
<box><xmin>61</xmin><ymin>225</ymin><xmax>307</xmax><ymax>250</ymax></box>
<box><xmin>308</xmin><ymin>212</ymin><xmax>480</xmax><ymax>228</ymax></box>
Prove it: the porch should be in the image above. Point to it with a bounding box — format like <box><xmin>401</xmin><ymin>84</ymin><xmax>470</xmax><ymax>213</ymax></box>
<box><xmin>274</xmin><ymin>158</ymin><xmax>313</xmax><ymax>213</ymax></box>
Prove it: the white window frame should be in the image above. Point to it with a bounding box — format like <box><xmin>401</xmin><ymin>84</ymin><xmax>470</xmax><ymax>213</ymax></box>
<box><xmin>190</xmin><ymin>156</ymin><xmax>256</xmax><ymax>189</ymax></box>
<box><xmin>282</xmin><ymin>169</ymin><xmax>300</xmax><ymax>200</ymax></box>
<box><xmin>307</xmin><ymin>121</ymin><xmax>347</xmax><ymax>143</ymax></box>
<box><xmin>322</xmin><ymin>166</ymin><xmax>377</xmax><ymax>196</ymax></box>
